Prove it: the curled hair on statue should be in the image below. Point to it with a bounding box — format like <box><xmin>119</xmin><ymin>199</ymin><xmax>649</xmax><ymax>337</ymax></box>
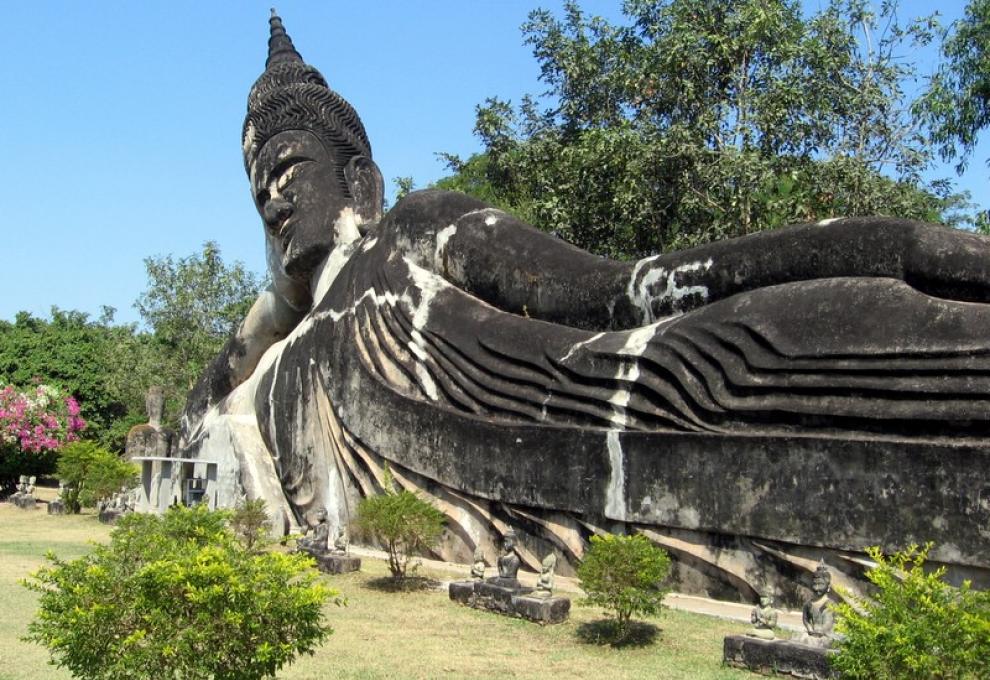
<box><xmin>243</xmin><ymin>9</ymin><xmax>373</xmax><ymax>196</ymax></box>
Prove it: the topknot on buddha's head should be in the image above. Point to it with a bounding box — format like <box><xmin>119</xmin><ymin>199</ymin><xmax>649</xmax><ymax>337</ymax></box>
<box><xmin>243</xmin><ymin>9</ymin><xmax>371</xmax><ymax>188</ymax></box>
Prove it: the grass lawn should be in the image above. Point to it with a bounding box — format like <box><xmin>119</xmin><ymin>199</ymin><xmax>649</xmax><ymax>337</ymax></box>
<box><xmin>0</xmin><ymin>502</ymin><xmax>754</xmax><ymax>679</ymax></box>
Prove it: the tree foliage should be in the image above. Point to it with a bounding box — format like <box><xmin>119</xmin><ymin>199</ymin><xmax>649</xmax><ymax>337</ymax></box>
<box><xmin>918</xmin><ymin>0</ymin><xmax>990</xmax><ymax>173</ymax></box>
<box><xmin>24</xmin><ymin>505</ymin><xmax>336</xmax><ymax>680</ymax></box>
<box><xmin>0</xmin><ymin>309</ymin><xmax>128</xmax><ymax>447</ymax></box>
<box><xmin>55</xmin><ymin>441</ymin><xmax>137</xmax><ymax>512</ymax></box>
<box><xmin>0</xmin><ymin>383</ymin><xmax>85</xmax><ymax>496</ymax></box>
<box><xmin>577</xmin><ymin>533</ymin><xmax>671</xmax><ymax>638</ymax></box>
<box><xmin>355</xmin><ymin>467</ymin><xmax>446</xmax><ymax>580</ymax></box>
<box><xmin>135</xmin><ymin>241</ymin><xmax>264</xmax><ymax>395</ymax></box>
<box><xmin>832</xmin><ymin>544</ymin><xmax>990</xmax><ymax>679</ymax></box>
<box><xmin>440</xmin><ymin>0</ymin><xmax>968</xmax><ymax>259</ymax></box>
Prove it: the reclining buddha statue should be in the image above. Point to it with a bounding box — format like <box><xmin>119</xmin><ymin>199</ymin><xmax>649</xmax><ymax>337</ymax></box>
<box><xmin>179</xmin><ymin>10</ymin><xmax>990</xmax><ymax>605</ymax></box>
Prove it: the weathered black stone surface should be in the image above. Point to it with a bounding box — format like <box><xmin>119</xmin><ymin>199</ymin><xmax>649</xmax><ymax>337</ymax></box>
<box><xmin>511</xmin><ymin>595</ymin><xmax>571</xmax><ymax>624</ymax></box>
<box><xmin>175</xmin><ymin>10</ymin><xmax>990</xmax><ymax>608</ymax></box>
<box><xmin>723</xmin><ymin>635</ymin><xmax>836</xmax><ymax>679</ymax></box>
<box><xmin>312</xmin><ymin>553</ymin><xmax>361</xmax><ymax>574</ymax></box>
<box><xmin>47</xmin><ymin>499</ymin><xmax>65</xmax><ymax>515</ymax></box>
<box><xmin>448</xmin><ymin>580</ymin><xmax>570</xmax><ymax>624</ymax></box>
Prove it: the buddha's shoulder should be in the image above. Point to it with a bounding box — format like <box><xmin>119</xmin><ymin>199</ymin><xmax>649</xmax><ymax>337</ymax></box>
<box><xmin>383</xmin><ymin>189</ymin><xmax>496</xmax><ymax>237</ymax></box>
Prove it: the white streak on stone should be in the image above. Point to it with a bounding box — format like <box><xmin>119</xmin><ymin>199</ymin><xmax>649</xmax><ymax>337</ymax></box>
<box><xmin>627</xmin><ymin>256</ymin><xmax>714</xmax><ymax>323</ymax></box>
<box><xmin>333</xmin><ymin>206</ymin><xmax>362</xmax><ymax>246</ymax></box>
<box><xmin>435</xmin><ymin>224</ymin><xmax>457</xmax><ymax>269</ymax></box>
<box><xmin>312</xmin><ymin>242</ymin><xmax>356</xmax><ymax>305</ymax></box>
<box><xmin>484</xmin><ymin>215</ymin><xmax>498</xmax><ymax>226</ymax></box>
<box><xmin>605</xmin><ymin>430</ymin><xmax>625</xmax><ymax>521</ymax></box>
<box><xmin>817</xmin><ymin>217</ymin><xmax>843</xmax><ymax>226</ymax></box>
<box><xmin>560</xmin><ymin>332</ymin><xmax>605</xmax><ymax>364</ymax></box>
<box><xmin>414</xmin><ymin>363</ymin><xmax>439</xmax><ymax>401</ymax></box>
<box><xmin>361</xmin><ymin>237</ymin><xmax>378</xmax><ymax>252</ymax></box>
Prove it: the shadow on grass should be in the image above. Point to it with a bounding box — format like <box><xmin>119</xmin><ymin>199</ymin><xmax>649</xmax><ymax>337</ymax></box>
<box><xmin>364</xmin><ymin>575</ymin><xmax>443</xmax><ymax>593</ymax></box>
<box><xmin>576</xmin><ymin>619</ymin><xmax>660</xmax><ymax>648</ymax></box>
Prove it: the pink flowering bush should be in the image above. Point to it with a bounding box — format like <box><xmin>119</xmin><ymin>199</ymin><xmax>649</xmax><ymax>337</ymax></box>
<box><xmin>0</xmin><ymin>383</ymin><xmax>86</xmax><ymax>497</ymax></box>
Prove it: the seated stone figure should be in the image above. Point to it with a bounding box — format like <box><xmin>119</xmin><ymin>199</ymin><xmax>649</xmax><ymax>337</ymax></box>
<box><xmin>798</xmin><ymin>562</ymin><xmax>836</xmax><ymax>647</ymax></box>
<box><xmin>747</xmin><ymin>593</ymin><xmax>778</xmax><ymax>640</ymax></box>
<box><xmin>470</xmin><ymin>547</ymin><xmax>486</xmax><ymax>581</ymax></box>
<box><xmin>297</xmin><ymin>509</ymin><xmax>331</xmax><ymax>556</ymax></box>
<box><xmin>534</xmin><ymin>553</ymin><xmax>557</xmax><ymax>598</ymax></box>
<box><xmin>179</xmin><ymin>10</ymin><xmax>990</xmax><ymax>605</ymax></box>
<box><xmin>493</xmin><ymin>531</ymin><xmax>522</xmax><ymax>588</ymax></box>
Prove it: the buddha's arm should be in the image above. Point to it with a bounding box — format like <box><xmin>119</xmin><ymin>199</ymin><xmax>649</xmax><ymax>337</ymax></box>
<box><xmin>179</xmin><ymin>285</ymin><xmax>305</xmax><ymax>443</ymax></box>
<box><xmin>438</xmin><ymin>211</ymin><xmax>990</xmax><ymax>330</ymax></box>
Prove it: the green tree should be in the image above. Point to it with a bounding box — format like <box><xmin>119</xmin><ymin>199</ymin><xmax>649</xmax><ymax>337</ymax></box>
<box><xmin>24</xmin><ymin>505</ymin><xmax>336</xmax><ymax>680</ymax></box>
<box><xmin>577</xmin><ymin>533</ymin><xmax>671</xmax><ymax>640</ymax></box>
<box><xmin>229</xmin><ymin>498</ymin><xmax>273</xmax><ymax>554</ymax></box>
<box><xmin>441</xmin><ymin>0</ymin><xmax>967</xmax><ymax>259</ymax></box>
<box><xmin>0</xmin><ymin>308</ymin><xmax>130</xmax><ymax>447</ymax></box>
<box><xmin>135</xmin><ymin>241</ymin><xmax>263</xmax><ymax>399</ymax></box>
<box><xmin>832</xmin><ymin>544</ymin><xmax>990</xmax><ymax>679</ymax></box>
<box><xmin>918</xmin><ymin>0</ymin><xmax>990</xmax><ymax>173</ymax></box>
<box><xmin>55</xmin><ymin>441</ymin><xmax>137</xmax><ymax>512</ymax></box>
<box><xmin>355</xmin><ymin>467</ymin><xmax>446</xmax><ymax>580</ymax></box>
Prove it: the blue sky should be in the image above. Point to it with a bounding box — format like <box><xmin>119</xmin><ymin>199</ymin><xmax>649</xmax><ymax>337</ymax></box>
<box><xmin>2</xmin><ymin>1</ymin><xmax>986</xmax><ymax>326</ymax></box>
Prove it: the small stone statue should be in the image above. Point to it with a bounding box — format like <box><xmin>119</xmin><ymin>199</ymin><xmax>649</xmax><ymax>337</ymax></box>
<box><xmin>534</xmin><ymin>552</ymin><xmax>557</xmax><ymax>598</ymax></box>
<box><xmin>747</xmin><ymin>592</ymin><xmax>778</xmax><ymax>640</ymax></box>
<box><xmin>124</xmin><ymin>386</ymin><xmax>175</xmax><ymax>460</ymax></box>
<box><xmin>298</xmin><ymin>510</ymin><xmax>331</xmax><ymax>555</ymax></box>
<box><xmin>47</xmin><ymin>481</ymin><xmax>68</xmax><ymax>515</ymax></box>
<box><xmin>10</xmin><ymin>475</ymin><xmax>27</xmax><ymax>501</ymax></box>
<box><xmin>12</xmin><ymin>475</ymin><xmax>38</xmax><ymax>509</ymax></box>
<box><xmin>470</xmin><ymin>547</ymin><xmax>486</xmax><ymax>581</ymax></box>
<box><xmin>331</xmin><ymin>526</ymin><xmax>348</xmax><ymax>555</ymax></box>
<box><xmin>799</xmin><ymin>560</ymin><xmax>836</xmax><ymax>647</ymax></box>
<box><xmin>496</xmin><ymin>530</ymin><xmax>521</xmax><ymax>581</ymax></box>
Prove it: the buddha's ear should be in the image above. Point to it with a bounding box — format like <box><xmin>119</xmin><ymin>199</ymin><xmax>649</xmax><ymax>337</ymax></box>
<box><xmin>344</xmin><ymin>156</ymin><xmax>384</xmax><ymax>227</ymax></box>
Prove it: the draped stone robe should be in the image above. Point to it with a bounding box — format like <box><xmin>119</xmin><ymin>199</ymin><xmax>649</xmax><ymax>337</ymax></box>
<box><xmin>185</xmin><ymin>190</ymin><xmax>990</xmax><ymax>605</ymax></box>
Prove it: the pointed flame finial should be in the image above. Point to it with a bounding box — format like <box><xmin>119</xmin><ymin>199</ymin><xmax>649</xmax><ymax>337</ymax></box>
<box><xmin>266</xmin><ymin>8</ymin><xmax>303</xmax><ymax>69</ymax></box>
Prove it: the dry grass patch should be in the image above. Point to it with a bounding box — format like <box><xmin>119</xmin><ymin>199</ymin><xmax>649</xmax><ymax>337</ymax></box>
<box><xmin>2</xmin><ymin>504</ymin><xmax>753</xmax><ymax>679</ymax></box>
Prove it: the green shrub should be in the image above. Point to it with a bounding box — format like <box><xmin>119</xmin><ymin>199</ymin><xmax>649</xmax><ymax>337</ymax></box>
<box><xmin>229</xmin><ymin>497</ymin><xmax>273</xmax><ymax>554</ymax></box>
<box><xmin>832</xmin><ymin>543</ymin><xmax>990</xmax><ymax>680</ymax></box>
<box><xmin>23</xmin><ymin>504</ymin><xmax>336</xmax><ymax>680</ymax></box>
<box><xmin>577</xmin><ymin>533</ymin><xmax>671</xmax><ymax>639</ymax></box>
<box><xmin>56</xmin><ymin>441</ymin><xmax>137</xmax><ymax>512</ymax></box>
<box><xmin>355</xmin><ymin>466</ymin><xmax>445</xmax><ymax>580</ymax></box>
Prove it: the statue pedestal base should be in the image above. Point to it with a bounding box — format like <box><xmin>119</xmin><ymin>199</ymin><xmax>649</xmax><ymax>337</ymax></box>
<box><xmin>47</xmin><ymin>500</ymin><xmax>66</xmax><ymax>515</ymax></box>
<box><xmin>312</xmin><ymin>553</ymin><xmax>361</xmax><ymax>574</ymax></box>
<box><xmin>448</xmin><ymin>579</ymin><xmax>570</xmax><ymax>624</ymax></box>
<box><xmin>723</xmin><ymin>635</ymin><xmax>836</xmax><ymax>679</ymax></box>
<box><xmin>12</xmin><ymin>495</ymin><xmax>37</xmax><ymax>510</ymax></box>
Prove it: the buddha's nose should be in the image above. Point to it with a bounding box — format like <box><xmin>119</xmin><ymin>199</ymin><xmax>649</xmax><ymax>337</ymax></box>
<box><xmin>264</xmin><ymin>198</ymin><xmax>294</xmax><ymax>228</ymax></box>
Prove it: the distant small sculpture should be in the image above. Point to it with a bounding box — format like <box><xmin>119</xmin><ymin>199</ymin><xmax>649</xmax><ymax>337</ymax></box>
<box><xmin>799</xmin><ymin>560</ymin><xmax>836</xmax><ymax>647</ymax></box>
<box><xmin>12</xmin><ymin>475</ymin><xmax>37</xmax><ymax>509</ymax></box>
<box><xmin>496</xmin><ymin>530</ymin><xmax>521</xmax><ymax>583</ymax></box>
<box><xmin>470</xmin><ymin>547</ymin><xmax>486</xmax><ymax>581</ymax></box>
<box><xmin>298</xmin><ymin>510</ymin><xmax>331</xmax><ymax>555</ymax></box>
<box><xmin>747</xmin><ymin>593</ymin><xmax>778</xmax><ymax>640</ymax></box>
<box><xmin>124</xmin><ymin>386</ymin><xmax>175</xmax><ymax>460</ymax></box>
<box><xmin>534</xmin><ymin>553</ymin><xmax>557</xmax><ymax>598</ymax></box>
<box><xmin>331</xmin><ymin>526</ymin><xmax>349</xmax><ymax>555</ymax></box>
<box><xmin>47</xmin><ymin>481</ymin><xmax>68</xmax><ymax>515</ymax></box>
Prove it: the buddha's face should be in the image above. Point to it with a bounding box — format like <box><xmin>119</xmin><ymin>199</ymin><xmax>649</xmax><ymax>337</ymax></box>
<box><xmin>812</xmin><ymin>573</ymin><xmax>830</xmax><ymax>596</ymax></box>
<box><xmin>251</xmin><ymin>130</ymin><xmax>347</xmax><ymax>283</ymax></box>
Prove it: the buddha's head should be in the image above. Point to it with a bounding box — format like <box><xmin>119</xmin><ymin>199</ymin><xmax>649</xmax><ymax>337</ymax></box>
<box><xmin>811</xmin><ymin>560</ymin><xmax>832</xmax><ymax>597</ymax></box>
<box><xmin>243</xmin><ymin>10</ymin><xmax>383</xmax><ymax>301</ymax></box>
